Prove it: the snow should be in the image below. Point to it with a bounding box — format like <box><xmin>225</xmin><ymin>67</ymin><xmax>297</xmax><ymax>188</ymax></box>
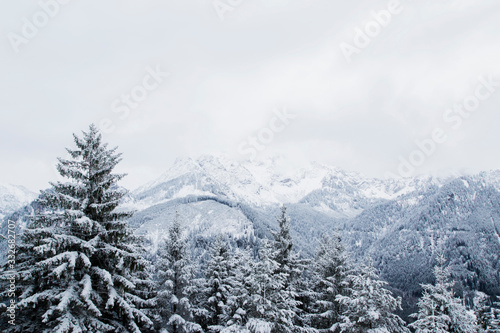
<box><xmin>492</xmin><ymin>217</ymin><xmax>500</xmax><ymax>245</ymax></box>
<box><xmin>172</xmin><ymin>185</ymin><xmax>214</xmax><ymax>199</ymax></box>
<box><xmin>245</xmin><ymin>318</ymin><xmax>272</xmax><ymax>333</ymax></box>
<box><xmin>40</xmin><ymin>251</ymin><xmax>78</xmax><ymax>270</ymax></box>
<box><xmin>115</xmin><ymin>275</ymin><xmax>136</xmax><ymax>290</ymax></box>
<box><xmin>52</xmin><ymin>262</ymin><xmax>69</xmax><ymax>278</ymax></box>
<box><xmin>0</xmin><ymin>183</ymin><xmax>37</xmax><ymax>219</ymax></box>
<box><xmin>56</xmin><ymin>286</ymin><xmax>76</xmax><ymax>312</ymax></box>
<box><xmin>136</xmin><ymin>199</ymin><xmax>255</xmax><ymax>250</ymax></box>
<box><xmin>79</xmin><ymin>253</ymin><xmax>91</xmax><ymax>268</ymax></box>
<box><xmin>80</xmin><ymin>274</ymin><xmax>92</xmax><ymax>299</ymax></box>
<box><xmin>106</xmin><ymin>287</ymin><xmax>118</xmax><ymax>309</ymax></box>
<box><xmin>93</xmin><ymin>267</ymin><xmax>113</xmax><ymax>285</ymax></box>
<box><xmin>125</xmin><ymin>155</ymin><xmax>441</xmax><ymax>218</ymax></box>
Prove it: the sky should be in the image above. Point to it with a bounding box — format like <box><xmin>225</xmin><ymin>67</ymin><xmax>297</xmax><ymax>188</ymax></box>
<box><xmin>1</xmin><ymin>0</ymin><xmax>500</xmax><ymax>192</ymax></box>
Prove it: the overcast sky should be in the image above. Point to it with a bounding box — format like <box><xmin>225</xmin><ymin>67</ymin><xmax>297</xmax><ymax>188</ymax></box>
<box><xmin>1</xmin><ymin>0</ymin><xmax>500</xmax><ymax>192</ymax></box>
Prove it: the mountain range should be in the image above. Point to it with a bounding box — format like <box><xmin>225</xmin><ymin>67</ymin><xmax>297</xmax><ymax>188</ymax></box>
<box><xmin>2</xmin><ymin>155</ymin><xmax>500</xmax><ymax>315</ymax></box>
<box><xmin>0</xmin><ymin>183</ymin><xmax>37</xmax><ymax>220</ymax></box>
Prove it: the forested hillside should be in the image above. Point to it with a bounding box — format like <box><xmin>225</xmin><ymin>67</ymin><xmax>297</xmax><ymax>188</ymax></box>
<box><xmin>2</xmin><ymin>126</ymin><xmax>500</xmax><ymax>332</ymax></box>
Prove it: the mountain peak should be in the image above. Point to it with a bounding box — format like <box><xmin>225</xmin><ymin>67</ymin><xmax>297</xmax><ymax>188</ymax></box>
<box><xmin>0</xmin><ymin>183</ymin><xmax>38</xmax><ymax>219</ymax></box>
<box><xmin>128</xmin><ymin>154</ymin><xmax>447</xmax><ymax>216</ymax></box>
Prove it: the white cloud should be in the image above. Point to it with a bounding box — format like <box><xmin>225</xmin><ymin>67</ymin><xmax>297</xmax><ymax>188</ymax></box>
<box><xmin>1</xmin><ymin>0</ymin><xmax>500</xmax><ymax>190</ymax></box>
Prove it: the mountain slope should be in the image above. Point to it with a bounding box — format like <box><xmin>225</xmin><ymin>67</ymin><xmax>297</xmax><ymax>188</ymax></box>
<box><xmin>344</xmin><ymin>176</ymin><xmax>500</xmax><ymax>295</ymax></box>
<box><xmin>122</xmin><ymin>155</ymin><xmax>500</xmax><ymax>315</ymax></box>
<box><xmin>3</xmin><ymin>155</ymin><xmax>500</xmax><ymax>316</ymax></box>
<box><xmin>126</xmin><ymin>155</ymin><xmax>437</xmax><ymax>217</ymax></box>
<box><xmin>0</xmin><ymin>183</ymin><xmax>37</xmax><ymax>220</ymax></box>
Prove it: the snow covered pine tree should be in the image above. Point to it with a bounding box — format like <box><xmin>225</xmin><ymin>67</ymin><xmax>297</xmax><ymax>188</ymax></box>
<box><xmin>238</xmin><ymin>206</ymin><xmax>308</xmax><ymax>333</ymax></box>
<box><xmin>218</xmin><ymin>247</ymin><xmax>255</xmax><ymax>333</ymax></box>
<box><xmin>410</xmin><ymin>254</ymin><xmax>479</xmax><ymax>333</ymax></box>
<box><xmin>474</xmin><ymin>291</ymin><xmax>500</xmax><ymax>332</ymax></box>
<box><xmin>245</xmin><ymin>238</ymin><xmax>289</xmax><ymax>332</ymax></box>
<box><xmin>270</xmin><ymin>205</ymin><xmax>310</xmax><ymax>332</ymax></box>
<box><xmin>1</xmin><ymin>124</ymin><xmax>154</xmax><ymax>332</ymax></box>
<box><xmin>199</xmin><ymin>236</ymin><xmax>238</xmax><ymax>332</ymax></box>
<box><xmin>155</xmin><ymin>214</ymin><xmax>202</xmax><ymax>333</ymax></box>
<box><xmin>306</xmin><ymin>232</ymin><xmax>350</xmax><ymax>330</ymax></box>
<box><xmin>336</xmin><ymin>260</ymin><xmax>410</xmax><ymax>333</ymax></box>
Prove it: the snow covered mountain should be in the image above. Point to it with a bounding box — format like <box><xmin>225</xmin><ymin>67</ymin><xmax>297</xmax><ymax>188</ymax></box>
<box><xmin>122</xmin><ymin>155</ymin><xmax>438</xmax><ymax>253</ymax></box>
<box><xmin>0</xmin><ymin>183</ymin><xmax>37</xmax><ymax>220</ymax></box>
<box><xmin>120</xmin><ymin>155</ymin><xmax>500</xmax><ymax>315</ymax></box>
<box><xmin>126</xmin><ymin>154</ymin><xmax>437</xmax><ymax>216</ymax></box>
<box><xmin>123</xmin><ymin>155</ymin><xmax>442</xmax><ymax>249</ymax></box>
<box><xmin>3</xmin><ymin>155</ymin><xmax>500</xmax><ymax>315</ymax></box>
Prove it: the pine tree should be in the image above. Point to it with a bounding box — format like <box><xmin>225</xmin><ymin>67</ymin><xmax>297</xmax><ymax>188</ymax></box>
<box><xmin>410</xmin><ymin>255</ymin><xmax>479</xmax><ymax>333</ymax></box>
<box><xmin>474</xmin><ymin>291</ymin><xmax>500</xmax><ymax>332</ymax></box>
<box><xmin>272</xmin><ymin>206</ymin><xmax>307</xmax><ymax>281</ymax></box>
<box><xmin>0</xmin><ymin>124</ymin><xmax>154</xmax><ymax>332</ymax></box>
<box><xmin>269</xmin><ymin>205</ymin><xmax>308</xmax><ymax>331</ymax></box>
<box><xmin>336</xmin><ymin>260</ymin><xmax>410</xmax><ymax>333</ymax></box>
<box><xmin>306</xmin><ymin>232</ymin><xmax>350</xmax><ymax>330</ymax></box>
<box><xmin>272</xmin><ymin>206</ymin><xmax>294</xmax><ymax>275</ymax></box>
<box><xmin>220</xmin><ymin>247</ymin><xmax>254</xmax><ymax>332</ymax></box>
<box><xmin>156</xmin><ymin>214</ymin><xmax>203</xmax><ymax>333</ymax></box>
<box><xmin>243</xmin><ymin>238</ymin><xmax>296</xmax><ymax>332</ymax></box>
<box><xmin>198</xmin><ymin>236</ymin><xmax>238</xmax><ymax>332</ymax></box>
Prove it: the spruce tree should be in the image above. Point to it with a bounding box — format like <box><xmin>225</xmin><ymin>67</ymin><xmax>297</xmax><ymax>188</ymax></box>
<box><xmin>336</xmin><ymin>260</ymin><xmax>409</xmax><ymax>333</ymax></box>
<box><xmin>474</xmin><ymin>291</ymin><xmax>500</xmax><ymax>332</ymax></box>
<box><xmin>244</xmin><ymin>238</ymin><xmax>297</xmax><ymax>332</ymax></box>
<box><xmin>307</xmin><ymin>232</ymin><xmax>350</xmax><ymax>330</ymax></box>
<box><xmin>270</xmin><ymin>206</ymin><xmax>308</xmax><ymax>331</ymax></box>
<box><xmin>220</xmin><ymin>247</ymin><xmax>254</xmax><ymax>332</ymax></box>
<box><xmin>410</xmin><ymin>255</ymin><xmax>479</xmax><ymax>333</ymax></box>
<box><xmin>1</xmin><ymin>124</ymin><xmax>154</xmax><ymax>332</ymax></box>
<box><xmin>156</xmin><ymin>214</ymin><xmax>202</xmax><ymax>333</ymax></box>
<box><xmin>272</xmin><ymin>206</ymin><xmax>294</xmax><ymax>275</ymax></box>
<box><xmin>271</xmin><ymin>206</ymin><xmax>306</xmax><ymax>282</ymax></box>
<box><xmin>199</xmin><ymin>236</ymin><xmax>237</xmax><ymax>332</ymax></box>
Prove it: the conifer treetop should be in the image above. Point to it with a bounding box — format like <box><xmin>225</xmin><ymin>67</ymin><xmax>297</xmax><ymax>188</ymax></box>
<box><xmin>44</xmin><ymin>124</ymin><xmax>130</xmax><ymax>223</ymax></box>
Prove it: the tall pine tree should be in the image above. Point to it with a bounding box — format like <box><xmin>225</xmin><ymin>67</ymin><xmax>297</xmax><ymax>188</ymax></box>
<box><xmin>2</xmin><ymin>124</ymin><xmax>154</xmax><ymax>332</ymax></box>
<box><xmin>271</xmin><ymin>206</ymin><xmax>309</xmax><ymax>331</ymax></box>
<box><xmin>199</xmin><ymin>236</ymin><xmax>236</xmax><ymax>332</ymax></box>
<box><xmin>473</xmin><ymin>291</ymin><xmax>500</xmax><ymax>332</ymax></box>
<box><xmin>306</xmin><ymin>232</ymin><xmax>350</xmax><ymax>330</ymax></box>
<box><xmin>410</xmin><ymin>255</ymin><xmax>479</xmax><ymax>333</ymax></box>
<box><xmin>246</xmin><ymin>238</ymin><xmax>293</xmax><ymax>332</ymax></box>
<box><xmin>336</xmin><ymin>260</ymin><xmax>409</xmax><ymax>333</ymax></box>
<box><xmin>219</xmin><ymin>247</ymin><xmax>254</xmax><ymax>332</ymax></box>
<box><xmin>155</xmin><ymin>214</ymin><xmax>202</xmax><ymax>333</ymax></box>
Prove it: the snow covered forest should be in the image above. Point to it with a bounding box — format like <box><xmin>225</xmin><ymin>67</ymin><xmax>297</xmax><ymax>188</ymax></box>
<box><xmin>3</xmin><ymin>0</ymin><xmax>500</xmax><ymax>330</ymax></box>
<box><xmin>1</xmin><ymin>125</ymin><xmax>500</xmax><ymax>333</ymax></box>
